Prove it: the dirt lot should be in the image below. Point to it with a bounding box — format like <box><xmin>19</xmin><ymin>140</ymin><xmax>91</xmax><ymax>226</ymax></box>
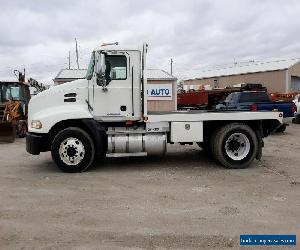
<box><xmin>0</xmin><ymin>123</ymin><xmax>299</xmax><ymax>250</ymax></box>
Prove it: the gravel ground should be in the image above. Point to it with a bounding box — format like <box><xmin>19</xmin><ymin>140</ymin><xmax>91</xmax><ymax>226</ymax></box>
<box><xmin>0</xmin><ymin>123</ymin><xmax>299</xmax><ymax>249</ymax></box>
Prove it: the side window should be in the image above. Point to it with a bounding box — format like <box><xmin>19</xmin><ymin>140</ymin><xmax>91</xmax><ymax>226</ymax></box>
<box><xmin>105</xmin><ymin>55</ymin><xmax>127</xmax><ymax>81</ymax></box>
<box><xmin>10</xmin><ymin>86</ymin><xmax>21</xmax><ymax>100</ymax></box>
<box><xmin>240</xmin><ymin>92</ymin><xmax>268</xmax><ymax>102</ymax></box>
<box><xmin>256</xmin><ymin>92</ymin><xmax>269</xmax><ymax>102</ymax></box>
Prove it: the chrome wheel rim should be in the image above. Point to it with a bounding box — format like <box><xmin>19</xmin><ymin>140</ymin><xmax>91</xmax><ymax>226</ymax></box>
<box><xmin>225</xmin><ymin>133</ymin><xmax>250</xmax><ymax>161</ymax></box>
<box><xmin>59</xmin><ymin>137</ymin><xmax>85</xmax><ymax>165</ymax></box>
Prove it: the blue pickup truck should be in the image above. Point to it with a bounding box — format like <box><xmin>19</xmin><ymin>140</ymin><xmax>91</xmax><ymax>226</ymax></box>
<box><xmin>216</xmin><ymin>91</ymin><xmax>297</xmax><ymax>131</ymax></box>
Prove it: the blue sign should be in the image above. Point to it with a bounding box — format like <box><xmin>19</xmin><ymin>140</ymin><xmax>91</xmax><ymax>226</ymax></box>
<box><xmin>147</xmin><ymin>84</ymin><xmax>173</xmax><ymax>100</ymax></box>
<box><xmin>240</xmin><ymin>235</ymin><xmax>296</xmax><ymax>246</ymax></box>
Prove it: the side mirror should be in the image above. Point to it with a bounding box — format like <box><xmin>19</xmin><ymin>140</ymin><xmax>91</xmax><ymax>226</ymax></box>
<box><xmin>95</xmin><ymin>53</ymin><xmax>107</xmax><ymax>90</ymax></box>
<box><xmin>99</xmin><ymin>53</ymin><xmax>106</xmax><ymax>74</ymax></box>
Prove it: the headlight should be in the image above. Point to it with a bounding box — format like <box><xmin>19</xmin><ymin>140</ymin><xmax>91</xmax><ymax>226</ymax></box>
<box><xmin>31</xmin><ymin>120</ymin><xmax>42</xmax><ymax>129</ymax></box>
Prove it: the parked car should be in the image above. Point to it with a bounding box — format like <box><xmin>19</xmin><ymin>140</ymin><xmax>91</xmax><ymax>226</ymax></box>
<box><xmin>216</xmin><ymin>91</ymin><xmax>297</xmax><ymax>131</ymax></box>
<box><xmin>292</xmin><ymin>94</ymin><xmax>300</xmax><ymax>124</ymax></box>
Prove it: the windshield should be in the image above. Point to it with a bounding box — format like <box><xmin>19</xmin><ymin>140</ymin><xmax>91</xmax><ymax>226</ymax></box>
<box><xmin>86</xmin><ymin>51</ymin><xmax>95</xmax><ymax>80</ymax></box>
<box><xmin>0</xmin><ymin>84</ymin><xmax>22</xmax><ymax>102</ymax></box>
<box><xmin>224</xmin><ymin>93</ymin><xmax>238</xmax><ymax>103</ymax></box>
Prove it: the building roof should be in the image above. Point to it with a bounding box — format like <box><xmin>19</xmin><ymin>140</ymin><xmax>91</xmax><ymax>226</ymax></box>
<box><xmin>146</xmin><ymin>69</ymin><xmax>177</xmax><ymax>80</ymax></box>
<box><xmin>54</xmin><ymin>69</ymin><xmax>87</xmax><ymax>80</ymax></box>
<box><xmin>54</xmin><ymin>68</ymin><xmax>177</xmax><ymax>81</ymax></box>
<box><xmin>193</xmin><ymin>58</ymin><xmax>300</xmax><ymax>80</ymax></box>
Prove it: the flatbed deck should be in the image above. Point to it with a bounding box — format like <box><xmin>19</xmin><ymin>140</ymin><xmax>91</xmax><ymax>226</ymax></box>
<box><xmin>147</xmin><ymin>110</ymin><xmax>282</xmax><ymax>122</ymax></box>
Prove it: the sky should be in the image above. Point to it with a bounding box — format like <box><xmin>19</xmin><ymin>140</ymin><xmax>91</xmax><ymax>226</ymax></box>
<box><xmin>0</xmin><ymin>0</ymin><xmax>300</xmax><ymax>85</ymax></box>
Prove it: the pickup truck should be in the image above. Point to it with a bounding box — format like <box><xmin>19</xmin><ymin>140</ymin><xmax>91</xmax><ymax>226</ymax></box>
<box><xmin>216</xmin><ymin>91</ymin><xmax>296</xmax><ymax>117</ymax></box>
<box><xmin>216</xmin><ymin>91</ymin><xmax>296</xmax><ymax>131</ymax></box>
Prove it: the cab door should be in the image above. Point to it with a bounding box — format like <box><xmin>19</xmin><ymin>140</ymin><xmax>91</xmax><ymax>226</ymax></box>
<box><xmin>92</xmin><ymin>52</ymin><xmax>132</xmax><ymax>121</ymax></box>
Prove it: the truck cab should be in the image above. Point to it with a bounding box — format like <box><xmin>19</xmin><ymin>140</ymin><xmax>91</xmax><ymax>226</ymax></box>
<box><xmin>86</xmin><ymin>45</ymin><xmax>143</xmax><ymax>121</ymax></box>
<box><xmin>216</xmin><ymin>91</ymin><xmax>270</xmax><ymax>110</ymax></box>
<box><xmin>26</xmin><ymin>43</ymin><xmax>283</xmax><ymax>172</ymax></box>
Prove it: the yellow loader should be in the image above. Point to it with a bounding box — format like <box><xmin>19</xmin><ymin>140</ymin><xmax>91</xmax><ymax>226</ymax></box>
<box><xmin>0</xmin><ymin>82</ymin><xmax>30</xmax><ymax>143</ymax></box>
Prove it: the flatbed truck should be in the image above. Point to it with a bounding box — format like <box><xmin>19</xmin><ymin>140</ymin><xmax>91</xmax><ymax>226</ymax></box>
<box><xmin>26</xmin><ymin>43</ymin><xmax>283</xmax><ymax>172</ymax></box>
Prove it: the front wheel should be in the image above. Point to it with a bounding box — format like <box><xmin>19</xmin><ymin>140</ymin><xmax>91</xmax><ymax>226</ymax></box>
<box><xmin>51</xmin><ymin>127</ymin><xmax>95</xmax><ymax>173</ymax></box>
<box><xmin>211</xmin><ymin>123</ymin><xmax>258</xmax><ymax>169</ymax></box>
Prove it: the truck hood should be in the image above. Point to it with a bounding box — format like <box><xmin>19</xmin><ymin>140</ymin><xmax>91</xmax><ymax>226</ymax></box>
<box><xmin>31</xmin><ymin>79</ymin><xmax>88</xmax><ymax>101</ymax></box>
<box><xmin>28</xmin><ymin>79</ymin><xmax>92</xmax><ymax>133</ymax></box>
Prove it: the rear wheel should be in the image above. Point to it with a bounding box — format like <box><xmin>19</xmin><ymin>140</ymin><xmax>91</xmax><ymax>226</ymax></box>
<box><xmin>211</xmin><ymin>123</ymin><xmax>258</xmax><ymax>169</ymax></box>
<box><xmin>51</xmin><ymin>127</ymin><xmax>95</xmax><ymax>173</ymax></box>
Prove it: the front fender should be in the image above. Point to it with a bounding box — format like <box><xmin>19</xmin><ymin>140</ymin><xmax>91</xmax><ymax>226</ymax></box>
<box><xmin>29</xmin><ymin>104</ymin><xmax>93</xmax><ymax>133</ymax></box>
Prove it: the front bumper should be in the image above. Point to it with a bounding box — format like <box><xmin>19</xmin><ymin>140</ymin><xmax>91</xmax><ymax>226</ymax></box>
<box><xmin>26</xmin><ymin>132</ymin><xmax>44</xmax><ymax>155</ymax></box>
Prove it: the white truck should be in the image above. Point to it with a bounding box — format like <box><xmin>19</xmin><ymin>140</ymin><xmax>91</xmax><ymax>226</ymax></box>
<box><xmin>26</xmin><ymin>43</ymin><xmax>283</xmax><ymax>172</ymax></box>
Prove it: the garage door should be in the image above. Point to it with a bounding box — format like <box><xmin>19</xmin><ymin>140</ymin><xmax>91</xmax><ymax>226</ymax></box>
<box><xmin>291</xmin><ymin>76</ymin><xmax>300</xmax><ymax>91</ymax></box>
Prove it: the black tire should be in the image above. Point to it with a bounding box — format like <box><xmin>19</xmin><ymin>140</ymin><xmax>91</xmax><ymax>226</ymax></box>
<box><xmin>212</xmin><ymin>123</ymin><xmax>258</xmax><ymax>169</ymax></box>
<box><xmin>51</xmin><ymin>127</ymin><xmax>95</xmax><ymax>173</ymax></box>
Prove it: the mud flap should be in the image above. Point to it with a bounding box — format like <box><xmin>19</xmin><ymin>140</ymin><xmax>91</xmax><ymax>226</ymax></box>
<box><xmin>82</xmin><ymin>119</ymin><xmax>107</xmax><ymax>161</ymax></box>
<box><xmin>255</xmin><ymin>130</ymin><xmax>263</xmax><ymax>160</ymax></box>
<box><xmin>0</xmin><ymin>122</ymin><xmax>16</xmax><ymax>143</ymax></box>
<box><xmin>256</xmin><ymin>141</ymin><xmax>263</xmax><ymax>160</ymax></box>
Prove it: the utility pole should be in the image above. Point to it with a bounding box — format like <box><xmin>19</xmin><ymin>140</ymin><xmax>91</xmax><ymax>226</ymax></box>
<box><xmin>75</xmin><ymin>38</ymin><xmax>79</xmax><ymax>69</ymax></box>
<box><xmin>170</xmin><ymin>58</ymin><xmax>173</xmax><ymax>75</ymax></box>
<box><xmin>233</xmin><ymin>56</ymin><xmax>237</xmax><ymax>67</ymax></box>
<box><xmin>68</xmin><ymin>51</ymin><xmax>71</xmax><ymax>69</ymax></box>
